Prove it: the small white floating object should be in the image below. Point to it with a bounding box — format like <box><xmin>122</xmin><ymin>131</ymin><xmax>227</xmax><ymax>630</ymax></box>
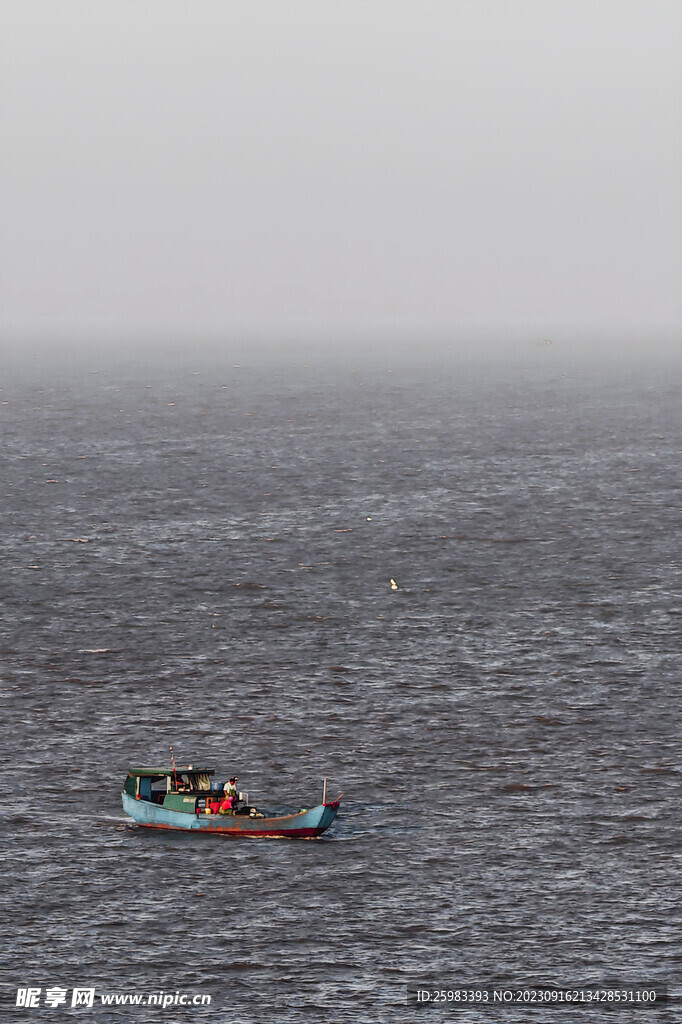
<box><xmin>390</xmin><ymin>578</ymin><xmax>399</xmax><ymax>590</ymax></box>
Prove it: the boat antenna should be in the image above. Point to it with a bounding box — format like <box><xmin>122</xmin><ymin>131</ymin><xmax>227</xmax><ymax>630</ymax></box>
<box><xmin>323</xmin><ymin>776</ymin><xmax>327</xmax><ymax>804</ymax></box>
<box><xmin>170</xmin><ymin>745</ymin><xmax>177</xmax><ymax>790</ymax></box>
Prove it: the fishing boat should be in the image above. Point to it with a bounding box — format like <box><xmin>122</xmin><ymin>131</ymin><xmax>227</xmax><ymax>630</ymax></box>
<box><xmin>121</xmin><ymin>764</ymin><xmax>341</xmax><ymax>838</ymax></box>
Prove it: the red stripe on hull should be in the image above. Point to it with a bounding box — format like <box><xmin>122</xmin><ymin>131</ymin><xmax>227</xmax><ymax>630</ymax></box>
<box><xmin>134</xmin><ymin>822</ymin><xmax>324</xmax><ymax>838</ymax></box>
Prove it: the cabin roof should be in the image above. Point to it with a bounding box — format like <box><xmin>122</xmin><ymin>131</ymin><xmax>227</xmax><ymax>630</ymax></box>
<box><xmin>127</xmin><ymin>766</ymin><xmax>215</xmax><ymax>777</ymax></box>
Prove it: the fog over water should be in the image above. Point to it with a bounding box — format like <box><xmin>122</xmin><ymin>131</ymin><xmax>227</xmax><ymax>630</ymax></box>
<box><xmin>2</xmin><ymin>0</ymin><xmax>681</xmax><ymax>345</ymax></box>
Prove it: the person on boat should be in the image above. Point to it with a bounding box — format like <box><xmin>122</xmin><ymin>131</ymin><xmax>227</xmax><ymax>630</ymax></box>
<box><xmin>225</xmin><ymin>777</ymin><xmax>238</xmax><ymax>798</ymax></box>
<box><xmin>173</xmin><ymin>774</ymin><xmax>189</xmax><ymax>792</ymax></box>
<box><xmin>218</xmin><ymin>794</ymin><xmax>234</xmax><ymax>815</ymax></box>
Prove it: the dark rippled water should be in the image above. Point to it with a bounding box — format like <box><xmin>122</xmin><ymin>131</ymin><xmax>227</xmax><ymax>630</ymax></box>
<box><xmin>1</xmin><ymin>344</ymin><xmax>680</xmax><ymax>1023</ymax></box>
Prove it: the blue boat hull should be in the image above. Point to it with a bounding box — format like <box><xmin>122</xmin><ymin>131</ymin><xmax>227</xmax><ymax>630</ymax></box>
<box><xmin>121</xmin><ymin>792</ymin><xmax>339</xmax><ymax>838</ymax></box>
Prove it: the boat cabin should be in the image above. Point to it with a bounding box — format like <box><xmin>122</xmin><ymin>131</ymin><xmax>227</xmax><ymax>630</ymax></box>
<box><xmin>123</xmin><ymin>766</ymin><xmax>216</xmax><ymax>813</ymax></box>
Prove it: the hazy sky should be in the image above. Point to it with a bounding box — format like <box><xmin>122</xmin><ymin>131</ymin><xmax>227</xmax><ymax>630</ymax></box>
<box><xmin>1</xmin><ymin>0</ymin><xmax>680</xmax><ymax>345</ymax></box>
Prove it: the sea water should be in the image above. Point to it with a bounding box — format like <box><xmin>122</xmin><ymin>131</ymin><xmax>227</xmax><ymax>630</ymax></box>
<box><xmin>1</xmin><ymin>342</ymin><xmax>679</xmax><ymax>1022</ymax></box>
